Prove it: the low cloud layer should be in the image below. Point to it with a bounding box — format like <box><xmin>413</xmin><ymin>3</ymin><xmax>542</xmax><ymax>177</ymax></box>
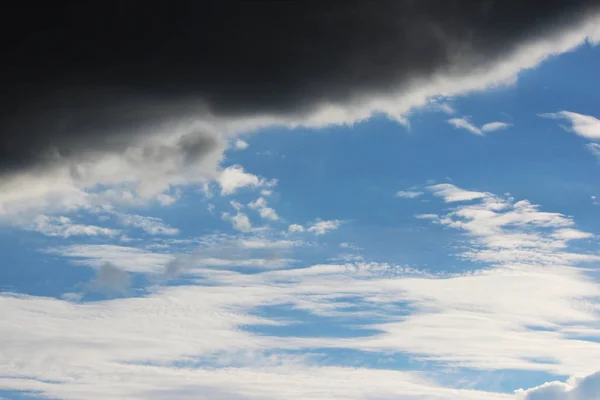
<box><xmin>1</xmin><ymin>1</ymin><xmax>600</xmax><ymax>176</ymax></box>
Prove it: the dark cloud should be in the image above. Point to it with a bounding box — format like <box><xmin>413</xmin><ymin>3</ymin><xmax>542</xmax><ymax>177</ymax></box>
<box><xmin>1</xmin><ymin>1</ymin><xmax>598</xmax><ymax>173</ymax></box>
<box><xmin>90</xmin><ymin>262</ymin><xmax>131</xmax><ymax>294</ymax></box>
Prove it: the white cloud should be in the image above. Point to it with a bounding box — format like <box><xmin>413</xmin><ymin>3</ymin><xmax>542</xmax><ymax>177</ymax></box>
<box><xmin>51</xmin><ymin>244</ymin><xmax>174</xmax><ymax>273</ymax></box>
<box><xmin>587</xmin><ymin>142</ymin><xmax>600</xmax><ymax>161</ymax></box>
<box><xmin>540</xmin><ymin>111</ymin><xmax>600</xmax><ymax>139</ymax></box>
<box><xmin>288</xmin><ymin>224</ymin><xmax>305</xmax><ymax>233</ymax></box>
<box><xmin>516</xmin><ymin>370</ymin><xmax>600</xmax><ymax>400</ymax></box>
<box><xmin>234</xmin><ymin>139</ymin><xmax>249</xmax><ymax>150</ymax></box>
<box><xmin>415</xmin><ymin>213</ymin><xmax>439</xmax><ymax>220</ymax></box>
<box><xmin>117</xmin><ymin>213</ymin><xmax>179</xmax><ymax>236</ymax></box>
<box><xmin>217</xmin><ymin>165</ymin><xmax>265</xmax><ymax>195</ymax></box>
<box><xmin>249</xmin><ymin>197</ymin><xmax>279</xmax><ymax>221</ymax></box>
<box><xmin>241</xmin><ymin>239</ymin><xmax>298</xmax><ymax>249</ymax></box>
<box><xmin>428</xmin><ymin>99</ymin><xmax>456</xmax><ymax>115</ymax></box>
<box><xmin>29</xmin><ymin>215</ymin><xmax>120</xmax><ymax>238</ymax></box>
<box><xmin>448</xmin><ymin>117</ymin><xmax>483</xmax><ymax>135</ymax></box>
<box><xmin>230</xmin><ymin>200</ymin><xmax>244</xmax><ymax>211</ymax></box>
<box><xmin>481</xmin><ymin>121</ymin><xmax>513</xmax><ymax>133</ymax></box>
<box><xmin>448</xmin><ymin>118</ymin><xmax>512</xmax><ymax>135</ymax></box>
<box><xmin>307</xmin><ymin>220</ymin><xmax>341</xmax><ymax>235</ymax></box>
<box><xmin>222</xmin><ymin>211</ymin><xmax>253</xmax><ymax>232</ymax></box>
<box><xmin>5</xmin><ymin>185</ymin><xmax>600</xmax><ymax>398</ymax></box>
<box><xmin>428</xmin><ymin>183</ymin><xmax>488</xmax><ymax>202</ymax></box>
<box><xmin>395</xmin><ymin>190</ymin><xmax>424</xmax><ymax>199</ymax></box>
<box><xmin>423</xmin><ymin>186</ymin><xmax>598</xmax><ymax>267</ymax></box>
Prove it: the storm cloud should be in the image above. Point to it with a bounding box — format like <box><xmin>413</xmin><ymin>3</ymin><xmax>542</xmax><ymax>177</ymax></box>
<box><xmin>1</xmin><ymin>0</ymin><xmax>599</xmax><ymax>174</ymax></box>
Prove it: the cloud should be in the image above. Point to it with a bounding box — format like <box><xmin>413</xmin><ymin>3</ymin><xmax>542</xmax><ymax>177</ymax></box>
<box><xmin>288</xmin><ymin>224</ymin><xmax>305</xmax><ymax>233</ymax></box>
<box><xmin>307</xmin><ymin>220</ymin><xmax>341</xmax><ymax>235</ymax></box>
<box><xmin>90</xmin><ymin>262</ymin><xmax>132</xmax><ymax>294</ymax></box>
<box><xmin>395</xmin><ymin>190</ymin><xmax>424</xmax><ymax>199</ymax></box>
<box><xmin>4</xmin><ymin>185</ymin><xmax>600</xmax><ymax>398</ymax></box>
<box><xmin>481</xmin><ymin>121</ymin><xmax>513</xmax><ymax>133</ymax></box>
<box><xmin>422</xmin><ymin>185</ymin><xmax>598</xmax><ymax>266</ymax></box>
<box><xmin>28</xmin><ymin>215</ymin><xmax>119</xmax><ymax>238</ymax></box>
<box><xmin>415</xmin><ymin>213</ymin><xmax>439</xmax><ymax>220</ymax></box>
<box><xmin>249</xmin><ymin>197</ymin><xmax>279</xmax><ymax>221</ymax></box>
<box><xmin>0</xmin><ymin>3</ymin><xmax>599</xmax><ymax>220</ymax></box>
<box><xmin>516</xmin><ymin>370</ymin><xmax>600</xmax><ymax>400</ymax></box>
<box><xmin>428</xmin><ymin>183</ymin><xmax>488</xmax><ymax>202</ymax></box>
<box><xmin>4</xmin><ymin>2</ymin><xmax>599</xmax><ymax>172</ymax></box>
<box><xmin>217</xmin><ymin>165</ymin><xmax>274</xmax><ymax>195</ymax></box>
<box><xmin>51</xmin><ymin>244</ymin><xmax>174</xmax><ymax>273</ymax></box>
<box><xmin>117</xmin><ymin>213</ymin><xmax>179</xmax><ymax>236</ymax></box>
<box><xmin>240</xmin><ymin>239</ymin><xmax>298</xmax><ymax>250</ymax></box>
<box><xmin>448</xmin><ymin>117</ymin><xmax>483</xmax><ymax>135</ymax></box>
<box><xmin>234</xmin><ymin>139</ymin><xmax>249</xmax><ymax>150</ymax></box>
<box><xmin>448</xmin><ymin>118</ymin><xmax>512</xmax><ymax>135</ymax></box>
<box><xmin>222</xmin><ymin>212</ymin><xmax>253</xmax><ymax>232</ymax></box>
<box><xmin>540</xmin><ymin>111</ymin><xmax>600</xmax><ymax>139</ymax></box>
<box><xmin>428</xmin><ymin>100</ymin><xmax>456</xmax><ymax>115</ymax></box>
<box><xmin>587</xmin><ymin>143</ymin><xmax>600</xmax><ymax>161</ymax></box>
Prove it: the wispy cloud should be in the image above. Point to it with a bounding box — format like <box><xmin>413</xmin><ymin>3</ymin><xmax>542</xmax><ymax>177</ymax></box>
<box><xmin>50</xmin><ymin>244</ymin><xmax>174</xmax><ymax>273</ymax></box>
<box><xmin>540</xmin><ymin>111</ymin><xmax>600</xmax><ymax>139</ymax></box>
<box><xmin>448</xmin><ymin>118</ymin><xmax>512</xmax><ymax>135</ymax></box>
<box><xmin>448</xmin><ymin>117</ymin><xmax>483</xmax><ymax>135</ymax></box>
<box><xmin>481</xmin><ymin>121</ymin><xmax>512</xmax><ymax>133</ymax></box>
<box><xmin>29</xmin><ymin>215</ymin><xmax>120</xmax><ymax>238</ymax></box>
<box><xmin>428</xmin><ymin>183</ymin><xmax>488</xmax><ymax>202</ymax></box>
<box><xmin>587</xmin><ymin>142</ymin><xmax>600</xmax><ymax>161</ymax></box>
<box><xmin>307</xmin><ymin>220</ymin><xmax>341</xmax><ymax>235</ymax></box>
<box><xmin>117</xmin><ymin>213</ymin><xmax>179</xmax><ymax>236</ymax></box>
<box><xmin>395</xmin><ymin>190</ymin><xmax>423</xmax><ymax>199</ymax></box>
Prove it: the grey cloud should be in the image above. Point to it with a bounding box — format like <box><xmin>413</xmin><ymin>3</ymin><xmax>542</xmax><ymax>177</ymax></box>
<box><xmin>0</xmin><ymin>1</ymin><xmax>599</xmax><ymax>174</ymax></box>
<box><xmin>90</xmin><ymin>262</ymin><xmax>132</xmax><ymax>295</ymax></box>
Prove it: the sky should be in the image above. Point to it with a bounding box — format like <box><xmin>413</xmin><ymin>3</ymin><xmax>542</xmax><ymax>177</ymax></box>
<box><xmin>2</xmin><ymin>2</ymin><xmax>600</xmax><ymax>399</ymax></box>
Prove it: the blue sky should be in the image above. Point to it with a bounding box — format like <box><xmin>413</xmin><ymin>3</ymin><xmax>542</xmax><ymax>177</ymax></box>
<box><xmin>3</xmin><ymin>29</ymin><xmax>600</xmax><ymax>400</ymax></box>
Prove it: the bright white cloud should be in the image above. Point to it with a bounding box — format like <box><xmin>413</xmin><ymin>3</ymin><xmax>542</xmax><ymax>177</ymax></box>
<box><xmin>307</xmin><ymin>220</ymin><xmax>341</xmax><ymax>235</ymax></box>
<box><xmin>516</xmin><ymin>370</ymin><xmax>600</xmax><ymax>400</ymax></box>
<box><xmin>428</xmin><ymin>183</ymin><xmax>488</xmax><ymax>202</ymax></box>
<box><xmin>234</xmin><ymin>139</ymin><xmax>249</xmax><ymax>150</ymax></box>
<box><xmin>540</xmin><ymin>111</ymin><xmax>600</xmax><ymax>139</ymax></box>
<box><xmin>217</xmin><ymin>165</ymin><xmax>265</xmax><ymax>195</ymax></box>
<box><xmin>395</xmin><ymin>190</ymin><xmax>424</xmax><ymax>199</ymax></box>
<box><xmin>481</xmin><ymin>121</ymin><xmax>513</xmax><ymax>132</ymax></box>
<box><xmin>288</xmin><ymin>224</ymin><xmax>305</xmax><ymax>233</ymax></box>
<box><xmin>4</xmin><ymin>185</ymin><xmax>600</xmax><ymax>398</ymax></box>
